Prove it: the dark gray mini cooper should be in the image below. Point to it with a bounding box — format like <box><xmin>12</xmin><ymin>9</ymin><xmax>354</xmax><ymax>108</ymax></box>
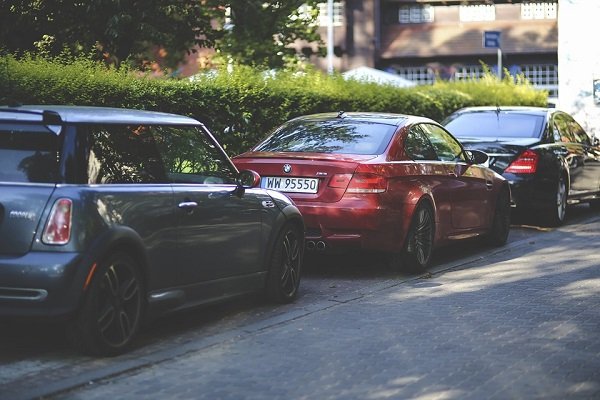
<box><xmin>0</xmin><ymin>105</ymin><xmax>304</xmax><ymax>355</ymax></box>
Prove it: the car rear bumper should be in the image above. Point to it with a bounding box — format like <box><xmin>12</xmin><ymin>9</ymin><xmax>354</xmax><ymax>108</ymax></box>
<box><xmin>296</xmin><ymin>196</ymin><xmax>414</xmax><ymax>253</ymax></box>
<box><xmin>0</xmin><ymin>252</ymin><xmax>88</xmax><ymax>318</ymax></box>
<box><xmin>504</xmin><ymin>173</ymin><xmax>557</xmax><ymax>210</ymax></box>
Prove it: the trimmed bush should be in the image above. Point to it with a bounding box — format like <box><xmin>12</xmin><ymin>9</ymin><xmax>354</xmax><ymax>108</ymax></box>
<box><xmin>0</xmin><ymin>55</ymin><xmax>547</xmax><ymax>155</ymax></box>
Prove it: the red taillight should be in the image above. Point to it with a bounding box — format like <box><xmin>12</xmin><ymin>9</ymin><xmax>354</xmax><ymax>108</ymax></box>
<box><xmin>42</xmin><ymin>198</ymin><xmax>73</xmax><ymax>245</ymax></box>
<box><xmin>329</xmin><ymin>174</ymin><xmax>353</xmax><ymax>188</ymax></box>
<box><xmin>346</xmin><ymin>173</ymin><xmax>387</xmax><ymax>194</ymax></box>
<box><xmin>505</xmin><ymin>150</ymin><xmax>538</xmax><ymax>174</ymax></box>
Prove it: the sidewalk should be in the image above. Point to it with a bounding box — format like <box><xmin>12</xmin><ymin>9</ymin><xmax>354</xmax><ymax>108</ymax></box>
<box><xmin>16</xmin><ymin>218</ymin><xmax>600</xmax><ymax>399</ymax></box>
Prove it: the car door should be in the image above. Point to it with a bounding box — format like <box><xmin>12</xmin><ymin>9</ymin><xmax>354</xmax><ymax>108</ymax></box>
<box><xmin>566</xmin><ymin>114</ymin><xmax>600</xmax><ymax>193</ymax></box>
<box><xmin>421</xmin><ymin>123</ymin><xmax>491</xmax><ymax>230</ymax></box>
<box><xmin>156</xmin><ymin>125</ymin><xmax>263</xmax><ymax>285</ymax></box>
<box><xmin>551</xmin><ymin>112</ymin><xmax>588</xmax><ymax>193</ymax></box>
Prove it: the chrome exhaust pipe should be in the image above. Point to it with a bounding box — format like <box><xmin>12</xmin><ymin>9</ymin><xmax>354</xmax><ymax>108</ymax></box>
<box><xmin>316</xmin><ymin>241</ymin><xmax>326</xmax><ymax>251</ymax></box>
<box><xmin>306</xmin><ymin>241</ymin><xmax>316</xmax><ymax>250</ymax></box>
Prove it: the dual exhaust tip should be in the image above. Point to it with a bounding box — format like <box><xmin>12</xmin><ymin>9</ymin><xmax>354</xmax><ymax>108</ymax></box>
<box><xmin>306</xmin><ymin>240</ymin><xmax>327</xmax><ymax>251</ymax></box>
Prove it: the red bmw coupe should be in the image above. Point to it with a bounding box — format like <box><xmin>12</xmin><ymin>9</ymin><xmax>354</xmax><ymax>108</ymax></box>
<box><xmin>233</xmin><ymin>112</ymin><xmax>511</xmax><ymax>270</ymax></box>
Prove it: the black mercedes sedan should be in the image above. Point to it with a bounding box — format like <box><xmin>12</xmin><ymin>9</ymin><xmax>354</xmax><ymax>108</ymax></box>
<box><xmin>0</xmin><ymin>105</ymin><xmax>304</xmax><ymax>356</ymax></box>
<box><xmin>443</xmin><ymin>106</ymin><xmax>600</xmax><ymax>226</ymax></box>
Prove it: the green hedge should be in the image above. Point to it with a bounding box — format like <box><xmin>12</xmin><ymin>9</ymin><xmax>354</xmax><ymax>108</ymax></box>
<box><xmin>0</xmin><ymin>56</ymin><xmax>547</xmax><ymax>155</ymax></box>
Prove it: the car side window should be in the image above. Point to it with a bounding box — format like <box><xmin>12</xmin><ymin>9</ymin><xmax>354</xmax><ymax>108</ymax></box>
<box><xmin>85</xmin><ymin>125</ymin><xmax>168</xmax><ymax>184</ymax></box>
<box><xmin>552</xmin><ymin>114</ymin><xmax>576</xmax><ymax>143</ymax></box>
<box><xmin>404</xmin><ymin>126</ymin><xmax>438</xmax><ymax>161</ymax></box>
<box><xmin>421</xmin><ymin>123</ymin><xmax>467</xmax><ymax>162</ymax></box>
<box><xmin>565</xmin><ymin>115</ymin><xmax>591</xmax><ymax>145</ymax></box>
<box><xmin>153</xmin><ymin>125</ymin><xmax>237</xmax><ymax>185</ymax></box>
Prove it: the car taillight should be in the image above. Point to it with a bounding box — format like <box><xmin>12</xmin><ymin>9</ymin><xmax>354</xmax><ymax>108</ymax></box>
<box><xmin>346</xmin><ymin>173</ymin><xmax>387</xmax><ymax>194</ymax></box>
<box><xmin>329</xmin><ymin>174</ymin><xmax>353</xmax><ymax>188</ymax></box>
<box><xmin>42</xmin><ymin>198</ymin><xmax>73</xmax><ymax>245</ymax></box>
<box><xmin>505</xmin><ymin>150</ymin><xmax>538</xmax><ymax>174</ymax></box>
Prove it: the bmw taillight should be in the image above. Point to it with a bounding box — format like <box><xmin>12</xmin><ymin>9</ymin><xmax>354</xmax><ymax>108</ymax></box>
<box><xmin>42</xmin><ymin>198</ymin><xmax>73</xmax><ymax>245</ymax></box>
<box><xmin>505</xmin><ymin>150</ymin><xmax>538</xmax><ymax>174</ymax></box>
<box><xmin>346</xmin><ymin>173</ymin><xmax>387</xmax><ymax>194</ymax></box>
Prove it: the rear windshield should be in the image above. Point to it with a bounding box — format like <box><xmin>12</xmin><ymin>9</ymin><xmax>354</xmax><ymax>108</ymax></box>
<box><xmin>253</xmin><ymin>119</ymin><xmax>397</xmax><ymax>155</ymax></box>
<box><xmin>444</xmin><ymin>112</ymin><xmax>546</xmax><ymax>139</ymax></box>
<box><xmin>0</xmin><ymin>123</ymin><xmax>60</xmax><ymax>183</ymax></box>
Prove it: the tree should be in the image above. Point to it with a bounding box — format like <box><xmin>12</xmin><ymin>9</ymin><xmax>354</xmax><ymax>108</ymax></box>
<box><xmin>213</xmin><ymin>1</ymin><xmax>324</xmax><ymax>69</ymax></box>
<box><xmin>0</xmin><ymin>0</ymin><xmax>220</xmax><ymax>68</ymax></box>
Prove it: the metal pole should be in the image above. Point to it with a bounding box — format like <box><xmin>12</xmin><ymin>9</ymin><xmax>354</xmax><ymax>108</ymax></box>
<box><xmin>497</xmin><ymin>47</ymin><xmax>502</xmax><ymax>79</ymax></box>
<box><xmin>327</xmin><ymin>0</ymin><xmax>334</xmax><ymax>74</ymax></box>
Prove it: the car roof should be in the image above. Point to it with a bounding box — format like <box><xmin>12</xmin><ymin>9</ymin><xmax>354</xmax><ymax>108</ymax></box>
<box><xmin>0</xmin><ymin>105</ymin><xmax>203</xmax><ymax>126</ymax></box>
<box><xmin>451</xmin><ymin>106</ymin><xmax>552</xmax><ymax>117</ymax></box>
<box><xmin>288</xmin><ymin>112</ymin><xmax>429</xmax><ymax>127</ymax></box>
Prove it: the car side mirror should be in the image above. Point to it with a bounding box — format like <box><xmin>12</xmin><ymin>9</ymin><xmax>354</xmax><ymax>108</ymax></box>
<box><xmin>466</xmin><ymin>149</ymin><xmax>489</xmax><ymax>165</ymax></box>
<box><xmin>237</xmin><ymin>169</ymin><xmax>261</xmax><ymax>189</ymax></box>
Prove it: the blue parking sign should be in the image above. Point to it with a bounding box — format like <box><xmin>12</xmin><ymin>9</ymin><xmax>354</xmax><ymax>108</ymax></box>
<box><xmin>483</xmin><ymin>31</ymin><xmax>501</xmax><ymax>48</ymax></box>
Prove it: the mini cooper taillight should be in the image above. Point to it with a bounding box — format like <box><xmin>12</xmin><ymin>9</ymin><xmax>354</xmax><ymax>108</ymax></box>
<box><xmin>505</xmin><ymin>150</ymin><xmax>539</xmax><ymax>174</ymax></box>
<box><xmin>42</xmin><ymin>198</ymin><xmax>73</xmax><ymax>245</ymax></box>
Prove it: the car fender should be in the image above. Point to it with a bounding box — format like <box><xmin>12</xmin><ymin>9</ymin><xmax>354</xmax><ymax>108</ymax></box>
<box><xmin>77</xmin><ymin>226</ymin><xmax>149</xmax><ymax>293</ymax></box>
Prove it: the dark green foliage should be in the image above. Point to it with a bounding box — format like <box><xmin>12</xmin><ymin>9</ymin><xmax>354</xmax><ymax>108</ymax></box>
<box><xmin>0</xmin><ymin>56</ymin><xmax>547</xmax><ymax>155</ymax></box>
<box><xmin>213</xmin><ymin>0</ymin><xmax>324</xmax><ymax>69</ymax></box>
<box><xmin>0</xmin><ymin>1</ymin><xmax>219</xmax><ymax>68</ymax></box>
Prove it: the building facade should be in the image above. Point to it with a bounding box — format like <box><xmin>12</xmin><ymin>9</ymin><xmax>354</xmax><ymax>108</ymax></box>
<box><xmin>311</xmin><ymin>0</ymin><xmax>559</xmax><ymax>96</ymax></box>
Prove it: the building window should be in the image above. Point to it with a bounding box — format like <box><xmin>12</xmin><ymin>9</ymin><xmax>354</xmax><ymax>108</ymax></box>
<box><xmin>399</xmin><ymin>5</ymin><xmax>434</xmax><ymax>24</ymax></box>
<box><xmin>521</xmin><ymin>2</ymin><xmax>557</xmax><ymax>20</ymax></box>
<box><xmin>395</xmin><ymin>67</ymin><xmax>436</xmax><ymax>85</ymax></box>
<box><xmin>459</xmin><ymin>4</ymin><xmax>495</xmax><ymax>22</ymax></box>
<box><xmin>454</xmin><ymin>65</ymin><xmax>485</xmax><ymax>81</ymax></box>
<box><xmin>520</xmin><ymin>64</ymin><xmax>558</xmax><ymax>97</ymax></box>
<box><xmin>317</xmin><ymin>2</ymin><xmax>344</xmax><ymax>26</ymax></box>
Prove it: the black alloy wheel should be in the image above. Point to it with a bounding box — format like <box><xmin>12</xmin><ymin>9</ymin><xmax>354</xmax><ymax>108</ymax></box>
<box><xmin>266</xmin><ymin>224</ymin><xmax>303</xmax><ymax>303</ymax></box>
<box><xmin>402</xmin><ymin>203</ymin><xmax>435</xmax><ymax>272</ymax></box>
<box><xmin>69</xmin><ymin>252</ymin><xmax>144</xmax><ymax>356</ymax></box>
<box><xmin>486</xmin><ymin>188</ymin><xmax>511</xmax><ymax>246</ymax></box>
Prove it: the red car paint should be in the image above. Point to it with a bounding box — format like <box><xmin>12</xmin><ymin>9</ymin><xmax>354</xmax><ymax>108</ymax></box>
<box><xmin>234</xmin><ymin>112</ymin><xmax>508</xmax><ymax>256</ymax></box>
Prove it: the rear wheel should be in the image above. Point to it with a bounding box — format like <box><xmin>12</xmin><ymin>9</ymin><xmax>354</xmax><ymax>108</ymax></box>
<box><xmin>486</xmin><ymin>188</ymin><xmax>511</xmax><ymax>246</ymax></box>
<box><xmin>543</xmin><ymin>174</ymin><xmax>567</xmax><ymax>227</ymax></box>
<box><xmin>401</xmin><ymin>203</ymin><xmax>435</xmax><ymax>272</ymax></box>
<box><xmin>68</xmin><ymin>252</ymin><xmax>144</xmax><ymax>356</ymax></box>
<box><xmin>266</xmin><ymin>224</ymin><xmax>303</xmax><ymax>303</ymax></box>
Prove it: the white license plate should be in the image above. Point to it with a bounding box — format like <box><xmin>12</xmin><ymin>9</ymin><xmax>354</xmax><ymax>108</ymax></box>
<box><xmin>262</xmin><ymin>176</ymin><xmax>319</xmax><ymax>193</ymax></box>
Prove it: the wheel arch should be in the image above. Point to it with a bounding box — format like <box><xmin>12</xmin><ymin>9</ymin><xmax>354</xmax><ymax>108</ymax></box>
<box><xmin>79</xmin><ymin>226</ymin><xmax>149</xmax><ymax>297</ymax></box>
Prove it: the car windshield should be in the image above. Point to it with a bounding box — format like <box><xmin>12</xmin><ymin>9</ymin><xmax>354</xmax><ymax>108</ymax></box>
<box><xmin>253</xmin><ymin>119</ymin><xmax>397</xmax><ymax>155</ymax></box>
<box><xmin>444</xmin><ymin>111</ymin><xmax>545</xmax><ymax>139</ymax></box>
<box><xmin>0</xmin><ymin>123</ymin><xmax>60</xmax><ymax>183</ymax></box>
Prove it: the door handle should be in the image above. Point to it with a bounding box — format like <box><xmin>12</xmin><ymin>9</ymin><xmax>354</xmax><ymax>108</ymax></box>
<box><xmin>178</xmin><ymin>201</ymin><xmax>198</xmax><ymax>210</ymax></box>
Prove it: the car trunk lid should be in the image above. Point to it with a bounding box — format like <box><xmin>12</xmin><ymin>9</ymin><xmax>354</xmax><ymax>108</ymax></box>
<box><xmin>0</xmin><ymin>185</ymin><xmax>56</xmax><ymax>255</ymax></box>
<box><xmin>234</xmin><ymin>152</ymin><xmax>377</xmax><ymax>203</ymax></box>
<box><xmin>459</xmin><ymin>137</ymin><xmax>542</xmax><ymax>174</ymax></box>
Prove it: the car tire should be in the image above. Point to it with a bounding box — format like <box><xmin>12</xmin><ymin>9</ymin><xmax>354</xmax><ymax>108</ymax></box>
<box><xmin>265</xmin><ymin>224</ymin><xmax>303</xmax><ymax>303</ymax></box>
<box><xmin>68</xmin><ymin>252</ymin><xmax>144</xmax><ymax>356</ymax></box>
<box><xmin>401</xmin><ymin>202</ymin><xmax>435</xmax><ymax>272</ymax></box>
<box><xmin>486</xmin><ymin>188</ymin><xmax>511</xmax><ymax>246</ymax></box>
<box><xmin>544</xmin><ymin>173</ymin><xmax>568</xmax><ymax>227</ymax></box>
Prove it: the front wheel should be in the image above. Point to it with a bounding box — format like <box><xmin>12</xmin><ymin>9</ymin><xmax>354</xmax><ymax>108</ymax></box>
<box><xmin>401</xmin><ymin>203</ymin><xmax>435</xmax><ymax>272</ymax></box>
<box><xmin>68</xmin><ymin>252</ymin><xmax>144</xmax><ymax>356</ymax></box>
<box><xmin>265</xmin><ymin>224</ymin><xmax>303</xmax><ymax>303</ymax></box>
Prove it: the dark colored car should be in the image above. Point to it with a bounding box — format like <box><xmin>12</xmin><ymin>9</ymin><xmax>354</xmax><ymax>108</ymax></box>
<box><xmin>233</xmin><ymin>112</ymin><xmax>511</xmax><ymax>270</ymax></box>
<box><xmin>443</xmin><ymin>107</ymin><xmax>600</xmax><ymax>226</ymax></box>
<box><xmin>0</xmin><ymin>105</ymin><xmax>304</xmax><ymax>355</ymax></box>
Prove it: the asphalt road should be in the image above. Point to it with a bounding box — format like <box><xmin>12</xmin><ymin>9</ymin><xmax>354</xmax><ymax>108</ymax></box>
<box><xmin>1</xmin><ymin>204</ymin><xmax>598</xmax><ymax>400</ymax></box>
